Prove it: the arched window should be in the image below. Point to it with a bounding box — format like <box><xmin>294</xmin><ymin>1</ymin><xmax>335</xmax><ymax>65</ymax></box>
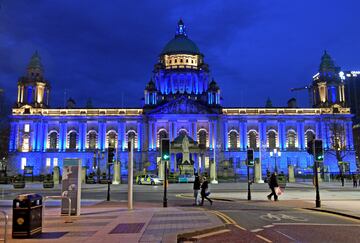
<box><xmin>157</xmin><ymin>129</ymin><xmax>168</xmax><ymax>148</ymax></box>
<box><xmin>228</xmin><ymin>130</ymin><xmax>238</xmax><ymax>150</ymax></box>
<box><xmin>287</xmin><ymin>130</ymin><xmax>297</xmax><ymax>149</ymax></box>
<box><xmin>198</xmin><ymin>129</ymin><xmax>208</xmax><ymax>148</ymax></box>
<box><xmin>48</xmin><ymin>131</ymin><xmax>58</xmax><ymax>149</ymax></box>
<box><xmin>107</xmin><ymin>130</ymin><xmax>117</xmax><ymax>148</ymax></box>
<box><xmin>126</xmin><ymin>130</ymin><xmax>137</xmax><ymax>149</ymax></box>
<box><xmin>267</xmin><ymin>130</ymin><xmax>277</xmax><ymax>149</ymax></box>
<box><xmin>248</xmin><ymin>130</ymin><xmax>258</xmax><ymax>149</ymax></box>
<box><xmin>178</xmin><ymin>129</ymin><xmax>188</xmax><ymax>137</ymax></box>
<box><xmin>305</xmin><ymin>129</ymin><xmax>315</xmax><ymax>146</ymax></box>
<box><xmin>87</xmin><ymin>131</ymin><xmax>97</xmax><ymax>149</ymax></box>
<box><xmin>68</xmin><ymin>131</ymin><xmax>78</xmax><ymax>149</ymax></box>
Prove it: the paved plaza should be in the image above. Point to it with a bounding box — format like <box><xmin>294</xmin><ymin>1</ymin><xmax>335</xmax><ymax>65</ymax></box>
<box><xmin>1</xmin><ymin>181</ymin><xmax>360</xmax><ymax>242</ymax></box>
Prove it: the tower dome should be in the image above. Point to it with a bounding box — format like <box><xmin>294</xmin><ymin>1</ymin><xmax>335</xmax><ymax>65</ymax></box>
<box><xmin>161</xmin><ymin>20</ymin><xmax>201</xmax><ymax>55</ymax></box>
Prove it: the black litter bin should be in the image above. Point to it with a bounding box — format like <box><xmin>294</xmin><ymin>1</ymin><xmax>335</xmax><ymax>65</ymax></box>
<box><xmin>12</xmin><ymin>193</ymin><xmax>42</xmax><ymax>238</ymax></box>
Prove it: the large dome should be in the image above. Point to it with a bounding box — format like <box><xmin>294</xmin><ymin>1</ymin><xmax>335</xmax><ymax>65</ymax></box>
<box><xmin>161</xmin><ymin>20</ymin><xmax>201</xmax><ymax>55</ymax></box>
<box><xmin>161</xmin><ymin>35</ymin><xmax>200</xmax><ymax>55</ymax></box>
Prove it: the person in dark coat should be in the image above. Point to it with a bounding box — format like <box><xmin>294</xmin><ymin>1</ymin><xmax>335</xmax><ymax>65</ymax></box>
<box><xmin>193</xmin><ymin>174</ymin><xmax>201</xmax><ymax>205</ymax></box>
<box><xmin>352</xmin><ymin>174</ymin><xmax>358</xmax><ymax>188</ymax></box>
<box><xmin>267</xmin><ymin>172</ymin><xmax>279</xmax><ymax>201</ymax></box>
<box><xmin>200</xmin><ymin>177</ymin><xmax>212</xmax><ymax>206</ymax></box>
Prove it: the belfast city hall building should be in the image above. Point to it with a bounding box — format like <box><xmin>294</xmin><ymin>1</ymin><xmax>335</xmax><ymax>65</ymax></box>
<box><xmin>8</xmin><ymin>20</ymin><xmax>356</xmax><ymax>178</ymax></box>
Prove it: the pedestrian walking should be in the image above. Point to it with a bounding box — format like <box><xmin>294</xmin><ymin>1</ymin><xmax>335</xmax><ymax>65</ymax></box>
<box><xmin>352</xmin><ymin>174</ymin><xmax>358</xmax><ymax>188</ymax></box>
<box><xmin>267</xmin><ymin>172</ymin><xmax>279</xmax><ymax>201</ymax></box>
<box><xmin>266</xmin><ymin>169</ymin><xmax>271</xmax><ymax>183</ymax></box>
<box><xmin>200</xmin><ymin>177</ymin><xmax>212</xmax><ymax>206</ymax></box>
<box><xmin>341</xmin><ymin>175</ymin><xmax>345</xmax><ymax>187</ymax></box>
<box><xmin>193</xmin><ymin>173</ymin><xmax>201</xmax><ymax>206</ymax></box>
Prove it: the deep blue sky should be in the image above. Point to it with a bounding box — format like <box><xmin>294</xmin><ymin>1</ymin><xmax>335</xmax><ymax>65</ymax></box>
<box><xmin>1</xmin><ymin>0</ymin><xmax>360</xmax><ymax>108</ymax></box>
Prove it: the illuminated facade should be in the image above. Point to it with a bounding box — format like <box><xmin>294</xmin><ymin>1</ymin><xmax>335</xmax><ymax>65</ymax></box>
<box><xmin>8</xmin><ymin>21</ymin><xmax>356</xmax><ymax>176</ymax></box>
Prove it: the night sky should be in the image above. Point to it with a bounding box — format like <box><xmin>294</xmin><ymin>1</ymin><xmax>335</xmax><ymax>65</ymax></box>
<box><xmin>0</xmin><ymin>1</ymin><xmax>360</xmax><ymax>109</ymax></box>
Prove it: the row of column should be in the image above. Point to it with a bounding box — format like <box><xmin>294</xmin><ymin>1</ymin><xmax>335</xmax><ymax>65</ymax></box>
<box><xmin>223</xmin><ymin>120</ymin><xmax>351</xmax><ymax>151</ymax></box>
<box><xmin>10</xmin><ymin>120</ymin><xmax>143</xmax><ymax>152</ymax></box>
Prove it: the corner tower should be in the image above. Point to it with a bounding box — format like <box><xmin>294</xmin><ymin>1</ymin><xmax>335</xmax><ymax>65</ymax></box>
<box><xmin>16</xmin><ymin>51</ymin><xmax>50</xmax><ymax>108</ymax></box>
<box><xmin>144</xmin><ymin>20</ymin><xmax>221</xmax><ymax>110</ymax></box>
<box><xmin>311</xmin><ymin>51</ymin><xmax>345</xmax><ymax>108</ymax></box>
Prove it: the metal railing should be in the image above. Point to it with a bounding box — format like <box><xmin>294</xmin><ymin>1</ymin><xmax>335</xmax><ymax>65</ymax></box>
<box><xmin>0</xmin><ymin>210</ymin><xmax>8</xmax><ymax>243</ymax></box>
<box><xmin>43</xmin><ymin>196</ymin><xmax>72</xmax><ymax>224</ymax></box>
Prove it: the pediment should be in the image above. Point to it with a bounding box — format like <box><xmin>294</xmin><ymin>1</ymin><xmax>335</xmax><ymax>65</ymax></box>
<box><xmin>147</xmin><ymin>96</ymin><xmax>213</xmax><ymax>114</ymax></box>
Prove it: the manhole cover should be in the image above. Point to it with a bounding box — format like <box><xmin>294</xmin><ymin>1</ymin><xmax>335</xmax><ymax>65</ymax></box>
<box><xmin>110</xmin><ymin>223</ymin><xmax>145</xmax><ymax>234</ymax></box>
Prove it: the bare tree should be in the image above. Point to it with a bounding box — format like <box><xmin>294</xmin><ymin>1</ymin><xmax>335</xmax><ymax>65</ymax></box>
<box><xmin>326</xmin><ymin>113</ymin><xmax>350</xmax><ymax>184</ymax></box>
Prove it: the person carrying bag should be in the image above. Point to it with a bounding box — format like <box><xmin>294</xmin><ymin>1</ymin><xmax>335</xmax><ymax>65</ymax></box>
<box><xmin>267</xmin><ymin>172</ymin><xmax>279</xmax><ymax>201</ymax></box>
<box><xmin>200</xmin><ymin>177</ymin><xmax>213</xmax><ymax>206</ymax></box>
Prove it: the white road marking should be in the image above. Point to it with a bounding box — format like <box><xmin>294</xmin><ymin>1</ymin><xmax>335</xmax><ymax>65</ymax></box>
<box><xmin>256</xmin><ymin>234</ymin><xmax>272</xmax><ymax>243</ymax></box>
<box><xmin>192</xmin><ymin>229</ymin><xmax>231</xmax><ymax>239</ymax></box>
<box><xmin>260</xmin><ymin>213</ymin><xmax>307</xmax><ymax>222</ymax></box>
<box><xmin>275</xmin><ymin>230</ymin><xmax>296</xmax><ymax>241</ymax></box>
<box><xmin>273</xmin><ymin>223</ymin><xmax>360</xmax><ymax>226</ymax></box>
<box><xmin>251</xmin><ymin>228</ymin><xmax>264</xmax><ymax>232</ymax></box>
<box><xmin>263</xmin><ymin>225</ymin><xmax>274</xmax><ymax>228</ymax></box>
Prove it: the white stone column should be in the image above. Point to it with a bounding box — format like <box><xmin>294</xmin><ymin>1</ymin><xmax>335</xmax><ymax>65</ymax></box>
<box><xmin>42</xmin><ymin>122</ymin><xmax>48</xmax><ymax>152</ymax></box>
<box><xmin>149</xmin><ymin>121</ymin><xmax>153</xmax><ymax>151</ymax></box>
<box><xmin>346</xmin><ymin>121</ymin><xmax>354</xmax><ymax>149</ymax></box>
<box><xmin>79</xmin><ymin>122</ymin><xmax>87</xmax><ymax>151</ymax></box>
<box><xmin>224</xmin><ymin>122</ymin><xmax>228</xmax><ymax>151</ymax></box>
<box><xmin>209</xmin><ymin>121</ymin><xmax>213</xmax><ymax>150</ymax></box>
<box><xmin>278</xmin><ymin>121</ymin><xmax>284</xmax><ymax>150</ymax></box>
<box><xmin>242</xmin><ymin>122</ymin><xmax>247</xmax><ymax>150</ymax></box>
<box><xmin>117</xmin><ymin>122</ymin><xmax>122</xmax><ymax>151</ymax></box>
<box><xmin>31</xmin><ymin>122</ymin><xmax>36</xmax><ymax>151</ymax></box>
<box><xmin>137</xmin><ymin>122</ymin><xmax>141</xmax><ymax>151</ymax></box>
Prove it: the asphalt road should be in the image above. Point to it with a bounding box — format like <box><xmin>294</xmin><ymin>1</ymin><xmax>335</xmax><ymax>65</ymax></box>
<box><xmin>1</xmin><ymin>183</ymin><xmax>360</xmax><ymax>242</ymax></box>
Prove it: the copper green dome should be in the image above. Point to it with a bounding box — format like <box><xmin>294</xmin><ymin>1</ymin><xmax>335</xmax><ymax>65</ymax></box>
<box><xmin>161</xmin><ymin>20</ymin><xmax>201</xmax><ymax>55</ymax></box>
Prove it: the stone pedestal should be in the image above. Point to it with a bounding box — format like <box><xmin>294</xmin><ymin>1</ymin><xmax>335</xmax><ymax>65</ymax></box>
<box><xmin>112</xmin><ymin>162</ymin><xmax>121</xmax><ymax>184</ymax></box>
<box><xmin>254</xmin><ymin>161</ymin><xmax>262</xmax><ymax>183</ymax></box>
<box><xmin>288</xmin><ymin>165</ymin><xmax>295</xmax><ymax>183</ymax></box>
<box><xmin>53</xmin><ymin>166</ymin><xmax>60</xmax><ymax>185</ymax></box>
<box><xmin>324</xmin><ymin>166</ymin><xmax>330</xmax><ymax>182</ymax></box>
<box><xmin>317</xmin><ymin>167</ymin><xmax>323</xmax><ymax>182</ymax></box>
<box><xmin>159</xmin><ymin>160</ymin><xmax>165</xmax><ymax>180</ymax></box>
<box><xmin>210</xmin><ymin>160</ymin><xmax>218</xmax><ymax>184</ymax></box>
<box><xmin>81</xmin><ymin>166</ymin><xmax>87</xmax><ymax>183</ymax></box>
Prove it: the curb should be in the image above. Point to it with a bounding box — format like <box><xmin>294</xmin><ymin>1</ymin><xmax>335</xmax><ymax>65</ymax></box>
<box><xmin>304</xmin><ymin>208</ymin><xmax>360</xmax><ymax>221</ymax></box>
<box><xmin>177</xmin><ymin>194</ymin><xmax>236</xmax><ymax>202</ymax></box>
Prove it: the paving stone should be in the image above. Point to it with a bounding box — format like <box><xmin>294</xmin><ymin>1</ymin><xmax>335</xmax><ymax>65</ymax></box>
<box><xmin>109</xmin><ymin>222</ymin><xmax>145</xmax><ymax>234</ymax></box>
<box><xmin>64</xmin><ymin>231</ymin><xmax>97</xmax><ymax>237</ymax></box>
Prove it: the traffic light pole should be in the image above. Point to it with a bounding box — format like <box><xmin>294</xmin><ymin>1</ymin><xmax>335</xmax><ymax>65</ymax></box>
<box><xmin>247</xmin><ymin>164</ymin><xmax>251</xmax><ymax>200</ymax></box>
<box><xmin>314</xmin><ymin>160</ymin><xmax>321</xmax><ymax>207</ymax></box>
<box><xmin>107</xmin><ymin>163</ymin><xmax>111</xmax><ymax>201</ymax></box>
<box><xmin>163</xmin><ymin>160</ymin><xmax>168</xmax><ymax>207</ymax></box>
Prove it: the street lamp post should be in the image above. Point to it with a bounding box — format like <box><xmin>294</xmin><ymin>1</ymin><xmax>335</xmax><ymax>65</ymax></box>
<box><xmin>269</xmin><ymin>148</ymin><xmax>281</xmax><ymax>173</ymax></box>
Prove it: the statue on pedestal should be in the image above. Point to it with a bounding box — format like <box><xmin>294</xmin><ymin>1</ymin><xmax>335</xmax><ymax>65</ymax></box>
<box><xmin>180</xmin><ymin>135</ymin><xmax>192</xmax><ymax>175</ymax></box>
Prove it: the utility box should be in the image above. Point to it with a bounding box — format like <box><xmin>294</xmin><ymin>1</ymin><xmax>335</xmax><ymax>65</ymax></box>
<box><xmin>12</xmin><ymin>194</ymin><xmax>42</xmax><ymax>238</ymax></box>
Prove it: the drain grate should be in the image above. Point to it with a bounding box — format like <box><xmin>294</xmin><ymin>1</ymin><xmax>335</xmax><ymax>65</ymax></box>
<box><xmin>110</xmin><ymin>223</ymin><xmax>145</xmax><ymax>234</ymax></box>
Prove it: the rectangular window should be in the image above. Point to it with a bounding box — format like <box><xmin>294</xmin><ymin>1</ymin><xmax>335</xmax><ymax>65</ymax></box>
<box><xmin>53</xmin><ymin>158</ymin><xmax>58</xmax><ymax>167</ymax></box>
<box><xmin>24</xmin><ymin>124</ymin><xmax>30</xmax><ymax>133</ymax></box>
<box><xmin>46</xmin><ymin>158</ymin><xmax>51</xmax><ymax>167</ymax></box>
<box><xmin>21</xmin><ymin>157</ymin><xmax>27</xmax><ymax>170</ymax></box>
<box><xmin>22</xmin><ymin>137</ymin><xmax>30</xmax><ymax>152</ymax></box>
<box><xmin>205</xmin><ymin>157</ymin><xmax>210</xmax><ymax>169</ymax></box>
